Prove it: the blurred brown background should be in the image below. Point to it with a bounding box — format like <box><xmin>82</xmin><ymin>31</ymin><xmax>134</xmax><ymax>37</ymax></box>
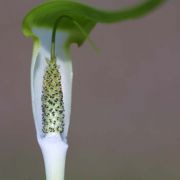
<box><xmin>0</xmin><ymin>0</ymin><xmax>179</xmax><ymax>180</ymax></box>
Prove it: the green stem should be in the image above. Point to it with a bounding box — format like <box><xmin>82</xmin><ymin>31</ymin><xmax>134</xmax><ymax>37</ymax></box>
<box><xmin>50</xmin><ymin>15</ymin><xmax>98</xmax><ymax>60</ymax></box>
<box><xmin>51</xmin><ymin>16</ymin><xmax>64</xmax><ymax>60</ymax></box>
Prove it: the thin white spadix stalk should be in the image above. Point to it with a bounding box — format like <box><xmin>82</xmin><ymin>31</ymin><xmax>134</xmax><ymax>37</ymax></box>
<box><xmin>30</xmin><ymin>27</ymin><xmax>73</xmax><ymax>180</ymax></box>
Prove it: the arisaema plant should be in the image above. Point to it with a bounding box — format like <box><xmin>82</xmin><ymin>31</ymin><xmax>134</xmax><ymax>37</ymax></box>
<box><xmin>22</xmin><ymin>1</ymin><xmax>166</xmax><ymax>180</ymax></box>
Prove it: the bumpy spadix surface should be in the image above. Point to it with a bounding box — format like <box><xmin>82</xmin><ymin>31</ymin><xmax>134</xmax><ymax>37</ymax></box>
<box><xmin>42</xmin><ymin>58</ymin><xmax>65</xmax><ymax>134</ymax></box>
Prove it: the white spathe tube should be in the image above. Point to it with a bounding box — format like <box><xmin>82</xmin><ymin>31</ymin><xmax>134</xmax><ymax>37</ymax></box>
<box><xmin>39</xmin><ymin>134</ymin><xmax>68</xmax><ymax>180</ymax></box>
<box><xmin>30</xmin><ymin>28</ymin><xmax>73</xmax><ymax>180</ymax></box>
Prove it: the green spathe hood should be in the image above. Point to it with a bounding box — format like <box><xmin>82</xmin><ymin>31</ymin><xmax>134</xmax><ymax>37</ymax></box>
<box><xmin>22</xmin><ymin>0</ymin><xmax>166</xmax><ymax>47</ymax></box>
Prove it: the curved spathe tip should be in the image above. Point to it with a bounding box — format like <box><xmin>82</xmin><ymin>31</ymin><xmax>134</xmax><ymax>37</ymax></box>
<box><xmin>22</xmin><ymin>0</ymin><xmax>166</xmax><ymax>47</ymax></box>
